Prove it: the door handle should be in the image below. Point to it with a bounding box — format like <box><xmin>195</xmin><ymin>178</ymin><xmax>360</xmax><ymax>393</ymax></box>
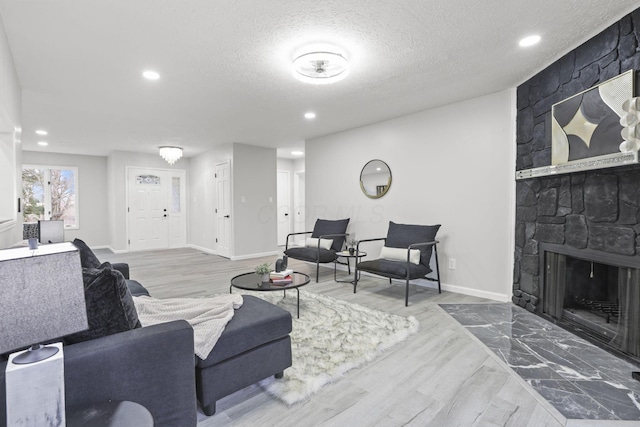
<box><xmin>284</xmin><ymin>213</ymin><xmax>289</xmax><ymax>216</ymax></box>
<box><xmin>163</xmin><ymin>214</ymin><xmax>167</xmax><ymax>217</ymax></box>
<box><xmin>224</xmin><ymin>215</ymin><xmax>230</xmax><ymax>218</ymax></box>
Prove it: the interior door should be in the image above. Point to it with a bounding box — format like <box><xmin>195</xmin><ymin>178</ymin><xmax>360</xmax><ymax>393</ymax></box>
<box><xmin>277</xmin><ymin>170</ymin><xmax>291</xmax><ymax>246</ymax></box>
<box><xmin>215</xmin><ymin>161</ymin><xmax>231</xmax><ymax>258</ymax></box>
<box><xmin>293</xmin><ymin>170</ymin><xmax>306</xmax><ymax>245</ymax></box>
<box><xmin>128</xmin><ymin>169</ymin><xmax>169</xmax><ymax>251</ymax></box>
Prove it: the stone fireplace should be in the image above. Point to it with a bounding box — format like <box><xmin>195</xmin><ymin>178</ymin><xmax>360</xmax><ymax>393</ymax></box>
<box><xmin>513</xmin><ymin>9</ymin><xmax>640</xmax><ymax>363</ymax></box>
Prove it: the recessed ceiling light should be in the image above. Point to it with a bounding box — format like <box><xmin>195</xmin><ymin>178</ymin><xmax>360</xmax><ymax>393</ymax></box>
<box><xmin>142</xmin><ymin>70</ymin><xmax>160</xmax><ymax>80</ymax></box>
<box><xmin>37</xmin><ymin>141</ymin><xmax>48</xmax><ymax>147</ymax></box>
<box><xmin>519</xmin><ymin>35</ymin><xmax>541</xmax><ymax>47</ymax></box>
<box><xmin>35</xmin><ymin>129</ymin><xmax>48</xmax><ymax>136</ymax></box>
<box><xmin>291</xmin><ymin>151</ymin><xmax>304</xmax><ymax>156</ymax></box>
<box><xmin>304</xmin><ymin>112</ymin><xmax>316</xmax><ymax>119</ymax></box>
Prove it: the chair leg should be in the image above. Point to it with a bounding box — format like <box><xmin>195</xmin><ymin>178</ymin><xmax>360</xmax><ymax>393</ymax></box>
<box><xmin>405</xmin><ymin>278</ymin><xmax>410</xmax><ymax>307</ymax></box>
<box><xmin>434</xmin><ymin>244</ymin><xmax>442</xmax><ymax>294</ymax></box>
<box><xmin>353</xmin><ymin>265</ymin><xmax>358</xmax><ymax>293</ymax></box>
<box><xmin>316</xmin><ymin>261</ymin><xmax>320</xmax><ymax>283</ymax></box>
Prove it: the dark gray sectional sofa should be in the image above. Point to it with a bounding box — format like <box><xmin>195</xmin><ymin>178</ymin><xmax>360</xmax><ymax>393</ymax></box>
<box><xmin>0</xmin><ymin>241</ymin><xmax>293</xmax><ymax>425</ymax></box>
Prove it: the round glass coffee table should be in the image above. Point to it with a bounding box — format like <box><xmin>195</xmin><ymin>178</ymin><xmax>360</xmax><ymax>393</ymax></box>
<box><xmin>230</xmin><ymin>271</ymin><xmax>310</xmax><ymax>318</ymax></box>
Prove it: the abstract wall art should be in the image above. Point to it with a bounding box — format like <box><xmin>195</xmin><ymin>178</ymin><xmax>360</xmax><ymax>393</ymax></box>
<box><xmin>552</xmin><ymin>70</ymin><xmax>634</xmax><ymax>165</ymax></box>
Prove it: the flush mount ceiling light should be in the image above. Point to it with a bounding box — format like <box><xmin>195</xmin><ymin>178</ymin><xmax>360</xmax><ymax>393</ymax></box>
<box><xmin>304</xmin><ymin>112</ymin><xmax>316</xmax><ymax>119</ymax></box>
<box><xmin>159</xmin><ymin>146</ymin><xmax>182</xmax><ymax>165</ymax></box>
<box><xmin>35</xmin><ymin>129</ymin><xmax>47</xmax><ymax>136</ymax></box>
<box><xmin>519</xmin><ymin>35</ymin><xmax>541</xmax><ymax>47</ymax></box>
<box><xmin>293</xmin><ymin>52</ymin><xmax>349</xmax><ymax>84</ymax></box>
<box><xmin>143</xmin><ymin>70</ymin><xmax>160</xmax><ymax>80</ymax></box>
<box><xmin>291</xmin><ymin>150</ymin><xmax>304</xmax><ymax>156</ymax></box>
<box><xmin>37</xmin><ymin>141</ymin><xmax>48</xmax><ymax>147</ymax></box>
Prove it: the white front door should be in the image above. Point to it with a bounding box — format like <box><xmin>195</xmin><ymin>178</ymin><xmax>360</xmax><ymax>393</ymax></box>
<box><xmin>277</xmin><ymin>170</ymin><xmax>291</xmax><ymax>246</ymax></box>
<box><xmin>215</xmin><ymin>161</ymin><xmax>231</xmax><ymax>258</ymax></box>
<box><xmin>127</xmin><ymin>167</ymin><xmax>186</xmax><ymax>251</ymax></box>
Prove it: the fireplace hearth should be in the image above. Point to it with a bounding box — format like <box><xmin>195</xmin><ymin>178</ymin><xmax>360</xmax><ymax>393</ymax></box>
<box><xmin>540</xmin><ymin>243</ymin><xmax>640</xmax><ymax>363</ymax></box>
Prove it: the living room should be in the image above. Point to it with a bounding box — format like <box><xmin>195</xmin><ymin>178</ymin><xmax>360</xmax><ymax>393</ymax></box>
<box><xmin>2</xmin><ymin>2</ymin><xmax>640</xmax><ymax>426</ymax></box>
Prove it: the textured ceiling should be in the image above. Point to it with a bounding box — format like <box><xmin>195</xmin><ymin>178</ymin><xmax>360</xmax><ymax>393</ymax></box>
<box><xmin>0</xmin><ymin>0</ymin><xmax>638</xmax><ymax>159</ymax></box>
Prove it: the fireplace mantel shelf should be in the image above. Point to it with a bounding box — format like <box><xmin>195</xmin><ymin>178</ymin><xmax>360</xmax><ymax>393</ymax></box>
<box><xmin>515</xmin><ymin>151</ymin><xmax>639</xmax><ymax>180</ymax></box>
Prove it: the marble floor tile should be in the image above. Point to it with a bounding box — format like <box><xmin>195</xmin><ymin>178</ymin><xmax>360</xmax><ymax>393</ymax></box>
<box><xmin>440</xmin><ymin>303</ymin><xmax>640</xmax><ymax>422</ymax></box>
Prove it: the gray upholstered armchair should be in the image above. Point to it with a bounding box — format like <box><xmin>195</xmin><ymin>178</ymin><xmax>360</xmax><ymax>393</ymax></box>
<box><xmin>284</xmin><ymin>218</ymin><xmax>350</xmax><ymax>282</ymax></box>
<box><xmin>354</xmin><ymin>221</ymin><xmax>441</xmax><ymax>306</ymax></box>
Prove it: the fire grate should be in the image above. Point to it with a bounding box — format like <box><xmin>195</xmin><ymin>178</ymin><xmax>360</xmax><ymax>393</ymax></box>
<box><xmin>572</xmin><ymin>295</ymin><xmax>619</xmax><ymax>323</ymax></box>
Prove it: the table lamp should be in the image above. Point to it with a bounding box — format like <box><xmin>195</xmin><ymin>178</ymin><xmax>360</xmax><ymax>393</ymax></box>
<box><xmin>1</xmin><ymin>242</ymin><xmax>88</xmax><ymax>426</ymax></box>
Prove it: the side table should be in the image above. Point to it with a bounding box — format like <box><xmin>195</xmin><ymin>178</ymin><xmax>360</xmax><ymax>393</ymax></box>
<box><xmin>67</xmin><ymin>400</ymin><xmax>154</xmax><ymax>427</ymax></box>
<box><xmin>334</xmin><ymin>250</ymin><xmax>367</xmax><ymax>284</ymax></box>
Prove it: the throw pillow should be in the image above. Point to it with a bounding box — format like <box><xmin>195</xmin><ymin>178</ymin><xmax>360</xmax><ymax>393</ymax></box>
<box><xmin>72</xmin><ymin>238</ymin><xmax>101</xmax><ymax>269</ymax></box>
<box><xmin>380</xmin><ymin>246</ymin><xmax>421</xmax><ymax>265</ymax></box>
<box><xmin>305</xmin><ymin>237</ymin><xmax>333</xmax><ymax>250</ymax></box>
<box><xmin>65</xmin><ymin>262</ymin><xmax>141</xmax><ymax>344</ymax></box>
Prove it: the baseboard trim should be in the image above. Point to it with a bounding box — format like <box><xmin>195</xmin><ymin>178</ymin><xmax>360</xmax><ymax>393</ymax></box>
<box><xmin>440</xmin><ymin>283</ymin><xmax>510</xmax><ymax>302</ymax></box>
<box><xmin>230</xmin><ymin>251</ymin><xmax>280</xmax><ymax>261</ymax></box>
<box><xmin>187</xmin><ymin>244</ymin><xmax>217</xmax><ymax>255</ymax></box>
<box><xmin>340</xmin><ymin>264</ymin><xmax>509</xmax><ymax>302</ymax></box>
<box><xmin>107</xmin><ymin>246</ymin><xmax>128</xmax><ymax>254</ymax></box>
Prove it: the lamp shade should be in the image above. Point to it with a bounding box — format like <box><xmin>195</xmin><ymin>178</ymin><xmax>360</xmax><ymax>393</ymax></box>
<box><xmin>0</xmin><ymin>242</ymin><xmax>88</xmax><ymax>355</ymax></box>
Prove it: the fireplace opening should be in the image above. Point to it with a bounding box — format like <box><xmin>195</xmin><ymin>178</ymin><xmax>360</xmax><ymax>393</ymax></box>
<box><xmin>563</xmin><ymin>258</ymin><xmax>620</xmax><ymax>343</ymax></box>
<box><xmin>540</xmin><ymin>244</ymin><xmax>640</xmax><ymax>364</ymax></box>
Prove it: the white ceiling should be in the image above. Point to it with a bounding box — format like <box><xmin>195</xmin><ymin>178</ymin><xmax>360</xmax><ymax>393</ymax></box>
<box><xmin>0</xmin><ymin>1</ymin><xmax>638</xmax><ymax>159</ymax></box>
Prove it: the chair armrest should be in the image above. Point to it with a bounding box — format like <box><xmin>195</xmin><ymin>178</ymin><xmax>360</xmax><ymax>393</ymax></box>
<box><xmin>407</xmin><ymin>240</ymin><xmax>439</xmax><ymax>250</ymax></box>
<box><xmin>285</xmin><ymin>231</ymin><xmax>312</xmax><ymax>250</ymax></box>
<box><xmin>356</xmin><ymin>237</ymin><xmax>386</xmax><ymax>252</ymax></box>
<box><xmin>112</xmin><ymin>262</ymin><xmax>130</xmax><ymax>279</ymax></box>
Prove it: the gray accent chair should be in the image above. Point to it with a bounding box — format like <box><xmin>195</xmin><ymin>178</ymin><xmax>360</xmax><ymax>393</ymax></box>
<box><xmin>354</xmin><ymin>221</ymin><xmax>441</xmax><ymax>306</ymax></box>
<box><xmin>284</xmin><ymin>218</ymin><xmax>350</xmax><ymax>282</ymax></box>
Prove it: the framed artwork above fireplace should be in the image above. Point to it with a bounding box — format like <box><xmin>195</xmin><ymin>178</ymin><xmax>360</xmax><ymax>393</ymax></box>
<box><xmin>516</xmin><ymin>70</ymin><xmax>638</xmax><ymax>180</ymax></box>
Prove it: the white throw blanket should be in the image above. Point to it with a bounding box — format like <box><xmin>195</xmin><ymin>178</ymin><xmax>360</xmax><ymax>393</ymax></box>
<box><xmin>133</xmin><ymin>294</ymin><xmax>243</xmax><ymax>359</ymax></box>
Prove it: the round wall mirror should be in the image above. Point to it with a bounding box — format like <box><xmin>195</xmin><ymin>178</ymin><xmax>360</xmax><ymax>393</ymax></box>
<box><xmin>360</xmin><ymin>159</ymin><xmax>392</xmax><ymax>199</ymax></box>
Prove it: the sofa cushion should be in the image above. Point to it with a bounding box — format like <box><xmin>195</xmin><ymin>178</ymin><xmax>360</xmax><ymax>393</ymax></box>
<box><xmin>197</xmin><ymin>295</ymin><xmax>292</xmax><ymax>367</ymax></box>
<box><xmin>65</xmin><ymin>262</ymin><xmax>141</xmax><ymax>344</ymax></box>
<box><xmin>385</xmin><ymin>222</ymin><xmax>440</xmax><ymax>266</ymax></box>
<box><xmin>284</xmin><ymin>246</ymin><xmax>337</xmax><ymax>263</ymax></box>
<box><xmin>357</xmin><ymin>258</ymin><xmax>431</xmax><ymax>279</ymax></box>
<box><xmin>311</xmin><ymin>218</ymin><xmax>349</xmax><ymax>252</ymax></box>
<box><xmin>72</xmin><ymin>238</ymin><xmax>101</xmax><ymax>269</ymax></box>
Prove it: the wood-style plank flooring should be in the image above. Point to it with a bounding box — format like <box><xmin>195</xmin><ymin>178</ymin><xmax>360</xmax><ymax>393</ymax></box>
<box><xmin>97</xmin><ymin>247</ymin><xmax>565</xmax><ymax>427</ymax></box>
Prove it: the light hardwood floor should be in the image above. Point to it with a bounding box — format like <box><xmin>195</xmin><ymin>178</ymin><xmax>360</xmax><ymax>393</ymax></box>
<box><xmin>97</xmin><ymin>248</ymin><xmax>565</xmax><ymax>427</ymax></box>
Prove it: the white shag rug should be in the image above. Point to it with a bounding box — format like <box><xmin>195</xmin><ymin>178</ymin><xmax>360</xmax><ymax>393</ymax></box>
<box><xmin>239</xmin><ymin>290</ymin><xmax>419</xmax><ymax>405</ymax></box>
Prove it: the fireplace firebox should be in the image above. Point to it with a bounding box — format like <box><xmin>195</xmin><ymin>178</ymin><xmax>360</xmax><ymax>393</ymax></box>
<box><xmin>540</xmin><ymin>243</ymin><xmax>640</xmax><ymax>363</ymax></box>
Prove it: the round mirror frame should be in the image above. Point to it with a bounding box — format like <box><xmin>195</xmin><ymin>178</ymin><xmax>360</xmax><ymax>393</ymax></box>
<box><xmin>359</xmin><ymin>159</ymin><xmax>392</xmax><ymax>199</ymax></box>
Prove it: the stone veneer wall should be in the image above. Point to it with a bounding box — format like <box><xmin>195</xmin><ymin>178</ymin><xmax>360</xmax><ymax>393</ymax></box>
<box><xmin>513</xmin><ymin>8</ymin><xmax>640</xmax><ymax>311</ymax></box>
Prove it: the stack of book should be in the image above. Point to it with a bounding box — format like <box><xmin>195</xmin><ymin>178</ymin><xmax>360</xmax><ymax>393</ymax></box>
<box><xmin>269</xmin><ymin>269</ymin><xmax>293</xmax><ymax>285</ymax></box>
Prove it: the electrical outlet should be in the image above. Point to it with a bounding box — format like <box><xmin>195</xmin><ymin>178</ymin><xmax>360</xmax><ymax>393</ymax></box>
<box><xmin>448</xmin><ymin>258</ymin><xmax>456</xmax><ymax>270</ymax></box>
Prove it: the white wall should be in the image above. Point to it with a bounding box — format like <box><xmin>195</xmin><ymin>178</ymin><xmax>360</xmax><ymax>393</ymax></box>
<box><xmin>233</xmin><ymin>143</ymin><xmax>277</xmax><ymax>258</ymax></box>
<box><xmin>22</xmin><ymin>151</ymin><xmax>109</xmax><ymax>246</ymax></box>
<box><xmin>306</xmin><ymin>89</ymin><xmax>516</xmax><ymax>301</ymax></box>
<box><xmin>0</xmin><ymin>14</ymin><xmax>22</xmax><ymax>248</ymax></box>
<box><xmin>107</xmin><ymin>150</ymin><xmax>189</xmax><ymax>252</ymax></box>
